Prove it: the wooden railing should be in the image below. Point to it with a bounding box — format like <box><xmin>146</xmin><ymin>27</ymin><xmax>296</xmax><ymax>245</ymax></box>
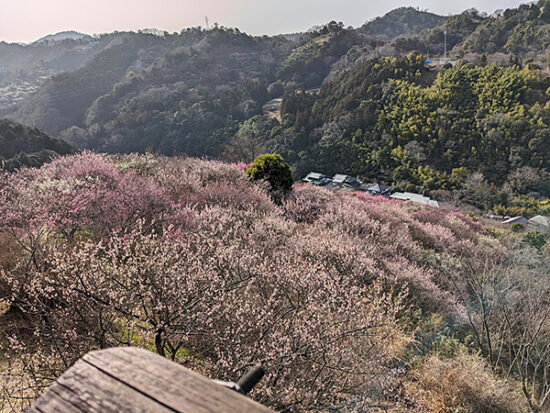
<box><xmin>28</xmin><ymin>347</ymin><xmax>273</xmax><ymax>413</ymax></box>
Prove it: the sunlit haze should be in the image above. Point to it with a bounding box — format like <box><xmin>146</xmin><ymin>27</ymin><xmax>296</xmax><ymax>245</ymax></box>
<box><xmin>0</xmin><ymin>0</ymin><xmax>527</xmax><ymax>43</ymax></box>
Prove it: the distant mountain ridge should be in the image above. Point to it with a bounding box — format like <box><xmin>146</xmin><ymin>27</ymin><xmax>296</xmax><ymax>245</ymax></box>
<box><xmin>1</xmin><ymin>1</ymin><xmax>550</xmax><ymax>161</ymax></box>
<box><xmin>33</xmin><ymin>31</ymin><xmax>91</xmax><ymax>44</ymax></box>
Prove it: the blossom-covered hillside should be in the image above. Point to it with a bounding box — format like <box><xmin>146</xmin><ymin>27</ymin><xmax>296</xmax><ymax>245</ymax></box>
<box><xmin>0</xmin><ymin>153</ymin><xmax>548</xmax><ymax>412</ymax></box>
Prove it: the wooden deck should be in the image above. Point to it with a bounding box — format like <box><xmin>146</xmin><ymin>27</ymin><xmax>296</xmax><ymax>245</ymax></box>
<box><xmin>29</xmin><ymin>347</ymin><xmax>274</xmax><ymax>413</ymax></box>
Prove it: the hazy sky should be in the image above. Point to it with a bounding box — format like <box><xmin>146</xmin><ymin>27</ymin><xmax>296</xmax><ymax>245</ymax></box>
<box><xmin>0</xmin><ymin>0</ymin><xmax>528</xmax><ymax>43</ymax></box>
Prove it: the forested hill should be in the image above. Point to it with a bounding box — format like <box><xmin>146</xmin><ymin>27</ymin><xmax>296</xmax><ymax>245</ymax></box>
<box><xmin>279</xmin><ymin>54</ymin><xmax>550</xmax><ymax>184</ymax></box>
<box><xmin>2</xmin><ymin>1</ymin><xmax>550</xmax><ymax>195</ymax></box>
<box><xmin>2</xmin><ymin>29</ymin><xmax>294</xmax><ymax>156</ymax></box>
<box><xmin>399</xmin><ymin>3</ymin><xmax>550</xmax><ymax>61</ymax></box>
<box><xmin>359</xmin><ymin>7</ymin><xmax>448</xmax><ymax>40</ymax></box>
<box><xmin>455</xmin><ymin>3</ymin><xmax>550</xmax><ymax>58</ymax></box>
<box><xmin>0</xmin><ymin>119</ymin><xmax>75</xmax><ymax>170</ymax></box>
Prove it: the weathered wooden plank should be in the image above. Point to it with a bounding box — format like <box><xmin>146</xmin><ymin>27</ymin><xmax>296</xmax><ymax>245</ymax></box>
<box><xmin>25</xmin><ymin>406</ymin><xmax>45</xmax><ymax>413</ymax></box>
<box><xmin>84</xmin><ymin>347</ymin><xmax>274</xmax><ymax>413</ymax></box>
<box><xmin>35</xmin><ymin>359</ymin><xmax>175</xmax><ymax>413</ymax></box>
<box><xmin>31</xmin><ymin>382</ymin><xmax>88</xmax><ymax>413</ymax></box>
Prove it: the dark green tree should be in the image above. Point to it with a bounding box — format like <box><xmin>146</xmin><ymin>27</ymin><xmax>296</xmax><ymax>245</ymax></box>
<box><xmin>246</xmin><ymin>153</ymin><xmax>293</xmax><ymax>194</ymax></box>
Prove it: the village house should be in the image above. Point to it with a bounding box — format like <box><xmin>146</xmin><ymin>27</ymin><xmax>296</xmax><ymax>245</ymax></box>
<box><xmin>365</xmin><ymin>184</ymin><xmax>390</xmax><ymax>196</ymax></box>
<box><xmin>302</xmin><ymin>172</ymin><xmax>327</xmax><ymax>184</ymax></box>
<box><xmin>390</xmin><ymin>192</ymin><xmax>442</xmax><ymax>208</ymax></box>
<box><xmin>527</xmin><ymin>215</ymin><xmax>550</xmax><ymax>234</ymax></box>
<box><xmin>303</xmin><ymin>172</ymin><xmax>391</xmax><ymax>193</ymax></box>
<box><xmin>332</xmin><ymin>174</ymin><xmax>361</xmax><ymax>188</ymax></box>
<box><xmin>301</xmin><ymin>172</ymin><xmax>442</xmax><ymax>207</ymax></box>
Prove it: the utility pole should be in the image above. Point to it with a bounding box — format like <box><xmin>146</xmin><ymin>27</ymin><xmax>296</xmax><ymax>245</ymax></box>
<box><xmin>205</xmin><ymin>16</ymin><xmax>209</xmax><ymax>29</ymax></box>
<box><xmin>444</xmin><ymin>30</ymin><xmax>447</xmax><ymax>60</ymax></box>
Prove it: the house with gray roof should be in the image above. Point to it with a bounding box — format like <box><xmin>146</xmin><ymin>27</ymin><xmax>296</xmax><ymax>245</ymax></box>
<box><xmin>366</xmin><ymin>184</ymin><xmax>390</xmax><ymax>196</ymax></box>
<box><xmin>302</xmin><ymin>172</ymin><xmax>332</xmax><ymax>187</ymax></box>
<box><xmin>332</xmin><ymin>174</ymin><xmax>361</xmax><ymax>188</ymax></box>
<box><xmin>527</xmin><ymin>215</ymin><xmax>550</xmax><ymax>234</ymax></box>
<box><xmin>303</xmin><ymin>172</ymin><xmax>327</xmax><ymax>183</ymax></box>
<box><xmin>390</xmin><ymin>192</ymin><xmax>441</xmax><ymax>208</ymax></box>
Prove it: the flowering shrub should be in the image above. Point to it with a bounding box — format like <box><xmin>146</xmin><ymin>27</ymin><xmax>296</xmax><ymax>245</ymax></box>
<box><xmin>283</xmin><ymin>184</ymin><xmax>335</xmax><ymax>223</ymax></box>
<box><xmin>230</xmin><ymin>162</ymin><xmax>251</xmax><ymax>171</ymax></box>
<box><xmin>0</xmin><ymin>153</ymin><xmax>169</xmax><ymax>238</ymax></box>
<box><xmin>355</xmin><ymin>191</ymin><xmax>401</xmax><ymax>205</ymax></box>
<box><xmin>2</xmin><ymin>217</ymin><xmax>405</xmax><ymax>410</ymax></box>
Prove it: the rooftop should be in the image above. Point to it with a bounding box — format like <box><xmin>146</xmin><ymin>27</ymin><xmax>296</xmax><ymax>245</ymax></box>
<box><xmin>502</xmin><ymin>216</ymin><xmax>528</xmax><ymax>225</ymax></box>
<box><xmin>390</xmin><ymin>192</ymin><xmax>441</xmax><ymax>207</ymax></box>
<box><xmin>528</xmin><ymin>215</ymin><xmax>550</xmax><ymax>227</ymax></box>
<box><xmin>301</xmin><ymin>172</ymin><xmax>442</xmax><ymax>207</ymax></box>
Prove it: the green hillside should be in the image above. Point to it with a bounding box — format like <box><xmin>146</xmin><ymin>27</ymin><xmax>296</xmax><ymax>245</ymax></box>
<box><xmin>0</xmin><ymin>118</ymin><xmax>75</xmax><ymax>170</ymax></box>
<box><xmin>455</xmin><ymin>1</ymin><xmax>550</xmax><ymax>59</ymax></box>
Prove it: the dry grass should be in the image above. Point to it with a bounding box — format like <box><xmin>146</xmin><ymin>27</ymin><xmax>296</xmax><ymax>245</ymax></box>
<box><xmin>401</xmin><ymin>353</ymin><xmax>528</xmax><ymax>413</ymax></box>
<box><xmin>0</xmin><ymin>298</ymin><xmax>40</xmax><ymax>413</ymax></box>
<box><xmin>0</xmin><ymin>300</ymin><xmax>10</xmax><ymax>361</ymax></box>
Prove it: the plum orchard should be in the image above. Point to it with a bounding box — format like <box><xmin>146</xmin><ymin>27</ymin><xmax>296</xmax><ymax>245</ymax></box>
<box><xmin>0</xmin><ymin>153</ymin><xmax>548</xmax><ymax>412</ymax></box>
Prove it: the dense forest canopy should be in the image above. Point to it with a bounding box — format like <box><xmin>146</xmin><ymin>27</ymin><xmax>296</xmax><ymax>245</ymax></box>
<box><xmin>279</xmin><ymin>55</ymin><xmax>550</xmax><ymax>184</ymax></box>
